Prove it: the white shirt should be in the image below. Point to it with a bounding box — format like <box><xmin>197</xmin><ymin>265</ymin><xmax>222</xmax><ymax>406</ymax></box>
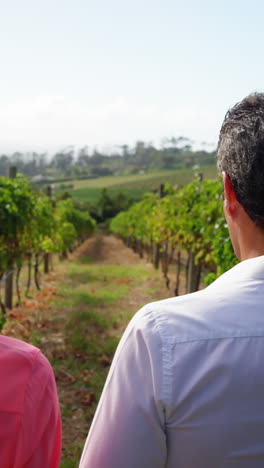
<box><xmin>80</xmin><ymin>256</ymin><xmax>264</xmax><ymax>468</ymax></box>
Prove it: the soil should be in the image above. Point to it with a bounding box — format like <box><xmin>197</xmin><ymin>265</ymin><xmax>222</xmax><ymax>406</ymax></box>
<box><xmin>75</xmin><ymin>234</ymin><xmax>146</xmax><ymax>264</ymax></box>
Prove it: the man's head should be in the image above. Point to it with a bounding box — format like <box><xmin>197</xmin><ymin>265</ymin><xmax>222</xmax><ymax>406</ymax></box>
<box><xmin>217</xmin><ymin>93</ymin><xmax>264</xmax><ymax>227</ymax></box>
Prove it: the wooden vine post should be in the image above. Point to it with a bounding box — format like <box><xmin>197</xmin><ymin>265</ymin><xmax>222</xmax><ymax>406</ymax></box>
<box><xmin>153</xmin><ymin>184</ymin><xmax>165</xmax><ymax>269</ymax></box>
<box><xmin>174</xmin><ymin>251</ymin><xmax>181</xmax><ymax>296</ymax></box>
<box><xmin>186</xmin><ymin>252</ymin><xmax>201</xmax><ymax>293</ymax></box>
<box><xmin>5</xmin><ymin>166</ymin><xmax>17</xmax><ymax>309</ymax></box>
<box><xmin>44</xmin><ymin>185</ymin><xmax>52</xmax><ymax>274</ymax></box>
<box><xmin>186</xmin><ymin>175</ymin><xmax>203</xmax><ymax>293</ymax></box>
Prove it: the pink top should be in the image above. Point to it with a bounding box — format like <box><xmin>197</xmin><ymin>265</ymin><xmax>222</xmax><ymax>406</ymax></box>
<box><xmin>0</xmin><ymin>335</ymin><xmax>61</xmax><ymax>467</ymax></box>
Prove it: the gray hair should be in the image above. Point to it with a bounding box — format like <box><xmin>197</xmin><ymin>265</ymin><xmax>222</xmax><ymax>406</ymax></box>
<box><xmin>217</xmin><ymin>93</ymin><xmax>264</xmax><ymax>228</ymax></box>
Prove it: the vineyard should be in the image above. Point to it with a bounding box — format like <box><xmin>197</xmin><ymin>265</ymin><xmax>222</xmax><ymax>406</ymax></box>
<box><xmin>0</xmin><ymin>171</ymin><xmax>239</xmax><ymax>466</ymax></box>
<box><xmin>110</xmin><ymin>176</ymin><xmax>237</xmax><ymax>293</ymax></box>
<box><xmin>0</xmin><ymin>173</ymin><xmax>95</xmax><ymax>314</ymax></box>
<box><xmin>1</xmin><ymin>172</ymin><xmax>238</xmax><ymax>316</ymax></box>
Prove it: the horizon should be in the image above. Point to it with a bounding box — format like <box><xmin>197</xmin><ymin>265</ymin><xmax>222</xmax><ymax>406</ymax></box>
<box><xmin>0</xmin><ymin>137</ymin><xmax>216</xmax><ymax>158</ymax></box>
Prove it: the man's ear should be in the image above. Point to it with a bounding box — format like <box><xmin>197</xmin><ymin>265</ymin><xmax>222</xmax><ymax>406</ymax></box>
<box><xmin>222</xmin><ymin>171</ymin><xmax>238</xmax><ymax>218</ymax></box>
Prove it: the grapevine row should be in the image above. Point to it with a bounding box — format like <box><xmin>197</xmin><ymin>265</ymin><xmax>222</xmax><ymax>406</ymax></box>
<box><xmin>110</xmin><ymin>177</ymin><xmax>237</xmax><ymax>292</ymax></box>
<box><xmin>0</xmin><ymin>175</ymin><xmax>95</xmax><ymax>310</ymax></box>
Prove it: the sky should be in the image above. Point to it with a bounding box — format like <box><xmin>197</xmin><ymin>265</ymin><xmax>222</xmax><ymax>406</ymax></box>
<box><xmin>1</xmin><ymin>0</ymin><xmax>264</xmax><ymax>154</ymax></box>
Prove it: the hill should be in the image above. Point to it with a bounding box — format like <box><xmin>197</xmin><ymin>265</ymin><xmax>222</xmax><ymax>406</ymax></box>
<box><xmin>63</xmin><ymin>166</ymin><xmax>218</xmax><ymax>203</ymax></box>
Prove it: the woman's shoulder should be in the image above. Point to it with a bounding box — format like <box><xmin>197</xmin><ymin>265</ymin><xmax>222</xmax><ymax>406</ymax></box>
<box><xmin>0</xmin><ymin>335</ymin><xmax>55</xmax><ymax>413</ymax></box>
<box><xmin>0</xmin><ymin>334</ymin><xmax>38</xmax><ymax>354</ymax></box>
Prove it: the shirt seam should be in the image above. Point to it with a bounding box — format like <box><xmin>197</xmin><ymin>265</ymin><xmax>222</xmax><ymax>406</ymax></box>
<box><xmin>166</xmin><ymin>333</ymin><xmax>264</xmax><ymax>346</ymax></box>
<box><xmin>148</xmin><ymin>305</ymin><xmax>264</xmax><ymax>345</ymax></box>
<box><xmin>145</xmin><ymin>308</ymin><xmax>174</xmax><ymax>409</ymax></box>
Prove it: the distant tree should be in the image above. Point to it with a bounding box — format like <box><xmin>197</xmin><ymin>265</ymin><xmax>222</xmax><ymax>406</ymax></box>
<box><xmin>91</xmin><ymin>167</ymin><xmax>113</xmax><ymax>177</ymax></box>
<box><xmin>11</xmin><ymin>152</ymin><xmax>24</xmax><ymax>172</ymax></box>
<box><xmin>133</xmin><ymin>141</ymin><xmax>154</xmax><ymax>168</ymax></box>
<box><xmin>77</xmin><ymin>146</ymin><xmax>90</xmax><ymax>166</ymax></box>
<box><xmin>90</xmin><ymin>149</ymin><xmax>106</xmax><ymax>165</ymax></box>
<box><xmin>162</xmin><ymin>155</ymin><xmax>177</xmax><ymax>169</ymax></box>
<box><xmin>95</xmin><ymin>188</ymin><xmax>136</xmax><ymax>222</ymax></box>
<box><xmin>97</xmin><ymin>188</ymin><xmax>116</xmax><ymax>220</ymax></box>
<box><xmin>51</xmin><ymin>149</ymin><xmax>74</xmax><ymax>171</ymax></box>
<box><xmin>0</xmin><ymin>155</ymin><xmax>9</xmax><ymax>176</ymax></box>
<box><xmin>120</xmin><ymin>144</ymin><xmax>130</xmax><ymax>159</ymax></box>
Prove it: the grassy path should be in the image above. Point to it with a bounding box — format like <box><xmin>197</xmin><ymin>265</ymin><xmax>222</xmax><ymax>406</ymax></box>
<box><xmin>3</xmin><ymin>235</ymin><xmax>172</xmax><ymax>467</ymax></box>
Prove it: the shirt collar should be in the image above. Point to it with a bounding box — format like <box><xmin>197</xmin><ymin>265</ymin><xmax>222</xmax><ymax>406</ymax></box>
<box><xmin>208</xmin><ymin>255</ymin><xmax>264</xmax><ymax>291</ymax></box>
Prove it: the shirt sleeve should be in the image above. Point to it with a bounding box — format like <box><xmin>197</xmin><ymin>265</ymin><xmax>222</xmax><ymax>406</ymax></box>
<box><xmin>14</xmin><ymin>350</ymin><xmax>62</xmax><ymax>468</ymax></box>
<box><xmin>79</xmin><ymin>307</ymin><xmax>167</xmax><ymax>468</ymax></box>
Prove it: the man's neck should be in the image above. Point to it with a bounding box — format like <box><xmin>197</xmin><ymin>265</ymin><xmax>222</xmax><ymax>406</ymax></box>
<box><xmin>238</xmin><ymin>222</ymin><xmax>264</xmax><ymax>261</ymax></box>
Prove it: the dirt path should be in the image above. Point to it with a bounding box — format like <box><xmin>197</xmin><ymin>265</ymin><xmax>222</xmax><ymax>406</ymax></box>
<box><xmin>75</xmin><ymin>234</ymin><xmax>146</xmax><ymax>264</ymax></box>
<box><xmin>2</xmin><ymin>235</ymin><xmax>173</xmax><ymax>466</ymax></box>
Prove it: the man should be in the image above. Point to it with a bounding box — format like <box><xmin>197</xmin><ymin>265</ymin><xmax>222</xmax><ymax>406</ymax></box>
<box><xmin>80</xmin><ymin>93</ymin><xmax>264</xmax><ymax>467</ymax></box>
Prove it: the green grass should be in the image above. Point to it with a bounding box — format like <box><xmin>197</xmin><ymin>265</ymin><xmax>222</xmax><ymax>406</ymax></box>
<box><xmin>68</xmin><ymin>262</ymin><xmax>149</xmax><ymax>282</ymax></box>
<box><xmin>60</xmin><ymin>445</ymin><xmax>83</xmax><ymax>468</ymax></box>
<box><xmin>59</xmin><ymin>166</ymin><xmax>217</xmax><ymax>203</ymax></box>
<box><xmin>52</xmin><ymin>254</ymin><xmax>159</xmax><ymax>465</ymax></box>
<box><xmin>56</xmin><ymin>259</ymin><xmax>152</xmax><ymax>360</ymax></box>
<box><xmin>28</xmin><ymin>330</ymin><xmax>42</xmax><ymax>347</ymax></box>
<box><xmin>71</xmin><ymin>171</ymin><xmax>176</xmax><ymax>189</ymax></box>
